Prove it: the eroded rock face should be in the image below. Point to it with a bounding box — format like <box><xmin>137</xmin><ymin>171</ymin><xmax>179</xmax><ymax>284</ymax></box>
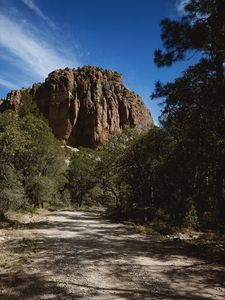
<box><xmin>5</xmin><ymin>66</ymin><xmax>154</xmax><ymax>147</ymax></box>
<box><xmin>4</xmin><ymin>90</ymin><xmax>22</xmax><ymax>111</ymax></box>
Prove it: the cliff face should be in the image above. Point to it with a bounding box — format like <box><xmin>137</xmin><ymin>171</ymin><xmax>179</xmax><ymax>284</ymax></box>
<box><xmin>5</xmin><ymin>90</ymin><xmax>22</xmax><ymax>111</ymax></box>
<box><xmin>5</xmin><ymin>66</ymin><xmax>154</xmax><ymax>147</ymax></box>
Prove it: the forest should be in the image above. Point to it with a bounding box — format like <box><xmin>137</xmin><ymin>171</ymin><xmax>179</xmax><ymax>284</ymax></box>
<box><xmin>0</xmin><ymin>0</ymin><xmax>224</xmax><ymax>232</ymax></box>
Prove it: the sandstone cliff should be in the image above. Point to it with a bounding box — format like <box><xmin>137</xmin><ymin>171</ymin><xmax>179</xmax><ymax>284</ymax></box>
<box><xmin>4</xmin><ymin>66</ymin><xmax>154</xmax><ymax>147</ymax></box>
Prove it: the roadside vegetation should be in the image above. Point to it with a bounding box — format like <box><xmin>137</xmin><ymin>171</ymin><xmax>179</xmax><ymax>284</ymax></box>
<box><xmin>0</xmin><ymin>92</ymin><xmax>68</xmax><ymax>220</ymax></box>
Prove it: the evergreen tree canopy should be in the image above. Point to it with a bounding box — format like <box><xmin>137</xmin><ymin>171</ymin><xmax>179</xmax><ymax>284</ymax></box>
<box><xmin>153</xmin><ymin>0</ymin><xmax>225</xmax><ymax>223</ymax></box>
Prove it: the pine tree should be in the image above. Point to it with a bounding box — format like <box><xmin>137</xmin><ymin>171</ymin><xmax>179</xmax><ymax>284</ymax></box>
<box><xmin>154</xmin><ymin>0</ymin><xmax>225</xmax><ymax>222</ymax></box>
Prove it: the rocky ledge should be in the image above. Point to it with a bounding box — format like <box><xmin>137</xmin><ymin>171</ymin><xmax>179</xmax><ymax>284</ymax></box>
<box><xmin>5</xmin><ymin>66</ymin><xmax>154</xmax><ymax>147</ymax></box>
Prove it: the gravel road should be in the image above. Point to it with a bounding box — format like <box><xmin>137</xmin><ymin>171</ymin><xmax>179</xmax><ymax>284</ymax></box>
<box><xmin>0</xmin><ymin>210</ymin><xmax>224</xmax><ymax>299</ymax></box>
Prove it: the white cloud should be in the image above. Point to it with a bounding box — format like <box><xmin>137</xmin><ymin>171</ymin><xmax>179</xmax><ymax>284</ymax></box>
<box><xmin>21</xmin><ymin>0</ymin><xmax>56</xmax><ymax>29</ymax></box>
<box><xmin>176</xmin><ymin>0</ymin><xmax>190</xmax><ymax>15</ymax></box>
<box><xmin>0</xmin><ymin>78</ymin><xmax>19</xmax><ymax>89</ymax></box>
<box><xmin>0</xmin><ymin>14</ymin><xmax>79</xmax><ymax>81</ymax></box>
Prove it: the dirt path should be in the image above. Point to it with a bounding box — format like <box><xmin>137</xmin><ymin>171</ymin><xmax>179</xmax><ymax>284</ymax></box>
<box><xmin>0</xmin><ymin>210</ymin><xmax>224</xmax><ymax>300</ymax></box>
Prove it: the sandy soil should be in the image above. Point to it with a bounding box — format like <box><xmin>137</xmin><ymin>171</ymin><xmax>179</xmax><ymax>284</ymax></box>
<box><xmin>0</xmin><ymin>210</ymin><xmax>224</xmax><ymax>300</ymax></box>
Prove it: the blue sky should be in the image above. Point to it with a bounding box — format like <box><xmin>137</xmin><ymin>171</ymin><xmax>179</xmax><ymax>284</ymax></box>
<box><xmin>0</xmin><ymin>0</ymin><xmax>190</xmax><ymax>123</ymax></box>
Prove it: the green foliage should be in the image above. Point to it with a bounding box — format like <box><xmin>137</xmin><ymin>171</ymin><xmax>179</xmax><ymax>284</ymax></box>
<box><xmin>154</xmin><ymin>0</ymin><xmax>225</xmax><ymax>67</ymax></box>
<box><xmin>108</xmin><ymin>128</ymin><xmax>183</xmax><ymax>223</ymax></box>
<box><xmin>0</xmin><ymin>111</ymin><xmax>28</xmax><ymax>218</ymax></box>
<box><xmin>0</xmin><ymin>164</ymin><xmax>26</xmax><ymax>218</ymax></box>
<box><xmin>0</xmin><ymin>108</ymin><xmax>68</xmax><ymax>216</ymax></box>
<box><xmin>18</xmin><ymin>90</ymin><xmax>39</xmax><ymax>117</ymax></box>
<box><xmin>67</xmin><ymin>148</ymin><xmax>98</xmax><ymax>206</ymax></box>
<box><xmin>26</xmin><ymin>176</ymin><xmax>60</xmax><ymax>208</ymax></box>
<box><xmin>183</xmin><ymin>200</ymin><xmax>199</xmax><ymax>228</ymax></box>
<box><xmin>66</xmin><ymin>129</ymin><xmax>138</xmax><ymax>208</ymax></box>
<box><xmin>96</xmin><ymin>129</ymin><xmax>139</xmax><ymax>208</ymax></box>
<box><xmin>20</xmin><ymin>115</ymin><xmax>67</xmax><ymax>208</ymax></box>
<box><xmin>151</xmin><ymin>0</ymin><xmax>225</xmax><ymax>225</ymax></box>
<box><xmin>0</xmin><ymin>111</ymin><xmax>30</xmax><ymax>163</ymax></box>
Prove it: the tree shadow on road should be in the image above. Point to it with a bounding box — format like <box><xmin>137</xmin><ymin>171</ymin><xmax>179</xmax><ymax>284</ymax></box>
<box><xmin>1</xmin><ymin>211</ymin><xmax>224</xmax><ymax>299</ymax></box>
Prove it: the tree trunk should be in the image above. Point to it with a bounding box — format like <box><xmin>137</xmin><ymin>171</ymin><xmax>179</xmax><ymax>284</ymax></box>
<box><xmin>78</xmin><ymin>194</ymin><xmax>83</xmax><ymax>207</ymax></box>
<box><xmin>216</xmin><ymin>163</ymin><xmax>225</xmax><ymax>222</ymax></box>
<box><xmin>110</xmin><ymin>187</ymin><xmax>120</xmax><ymax>209</ymax></box>
<box><xmin>0</xmin><ymin>211</ymin><xmax>6</xmax><ymax>221</ymax></box>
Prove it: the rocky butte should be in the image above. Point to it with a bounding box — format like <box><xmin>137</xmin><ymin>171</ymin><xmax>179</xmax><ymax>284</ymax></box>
<box><xmin>4</xmin><ymin>66</ymin><xmax>154</xmax><ymax>147</ymax></box>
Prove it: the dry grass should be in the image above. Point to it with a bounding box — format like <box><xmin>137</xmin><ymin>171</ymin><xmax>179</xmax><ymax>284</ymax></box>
<box><xmin>0</xmin><ymin>241</ymin><xmax>28</xmax><ymax>271</ymax></box>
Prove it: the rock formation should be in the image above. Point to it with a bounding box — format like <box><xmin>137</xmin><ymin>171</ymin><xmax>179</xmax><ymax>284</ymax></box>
<box><xmin>3</xmin><ymin>66</ymin><xmax>154</xmax><ymax>147</ymax></box>
<box><xmin>5</xmin><ymin>90</ymin><xmax>23</xmax><ymax>111</ymax></box>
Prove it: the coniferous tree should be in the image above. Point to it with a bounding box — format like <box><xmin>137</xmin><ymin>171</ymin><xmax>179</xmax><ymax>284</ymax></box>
<box><xmin>153</xmin><ymin>0</ymin><xmax>225</xmax><ymax>222</ymax></box>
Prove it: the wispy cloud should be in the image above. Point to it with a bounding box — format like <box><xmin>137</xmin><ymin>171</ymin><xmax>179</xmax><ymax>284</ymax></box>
<box><xmin>0</xmin><ymin>14</ymin><xmax>79</xmax><ymax>83</ymax></box>
<box><xmin>176</xmin><ymin>0</ymin><xmax>190</xmax><ymax>15</ymax></box>
<box><xmin>21</xmin><ymin>0</ymin><xmax>56</xmax><ymax>29</ymax></box>
<box><xmin>0</xmin><ymin>78</ymin><xmax>19</xmax><ymax>89</ymax></box>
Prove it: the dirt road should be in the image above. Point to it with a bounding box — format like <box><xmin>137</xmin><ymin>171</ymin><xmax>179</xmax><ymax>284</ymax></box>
<box><xmin>0</xmin><ymin>210</ymin><xmax>224</xmax><ymax>299</ymax></box>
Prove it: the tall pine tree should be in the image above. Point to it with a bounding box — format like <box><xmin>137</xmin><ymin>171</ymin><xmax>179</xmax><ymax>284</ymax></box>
<box><xmin>154</xmin><ymin>0</ymin><xmax>225</xmax><ymax>222</ymax></box>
